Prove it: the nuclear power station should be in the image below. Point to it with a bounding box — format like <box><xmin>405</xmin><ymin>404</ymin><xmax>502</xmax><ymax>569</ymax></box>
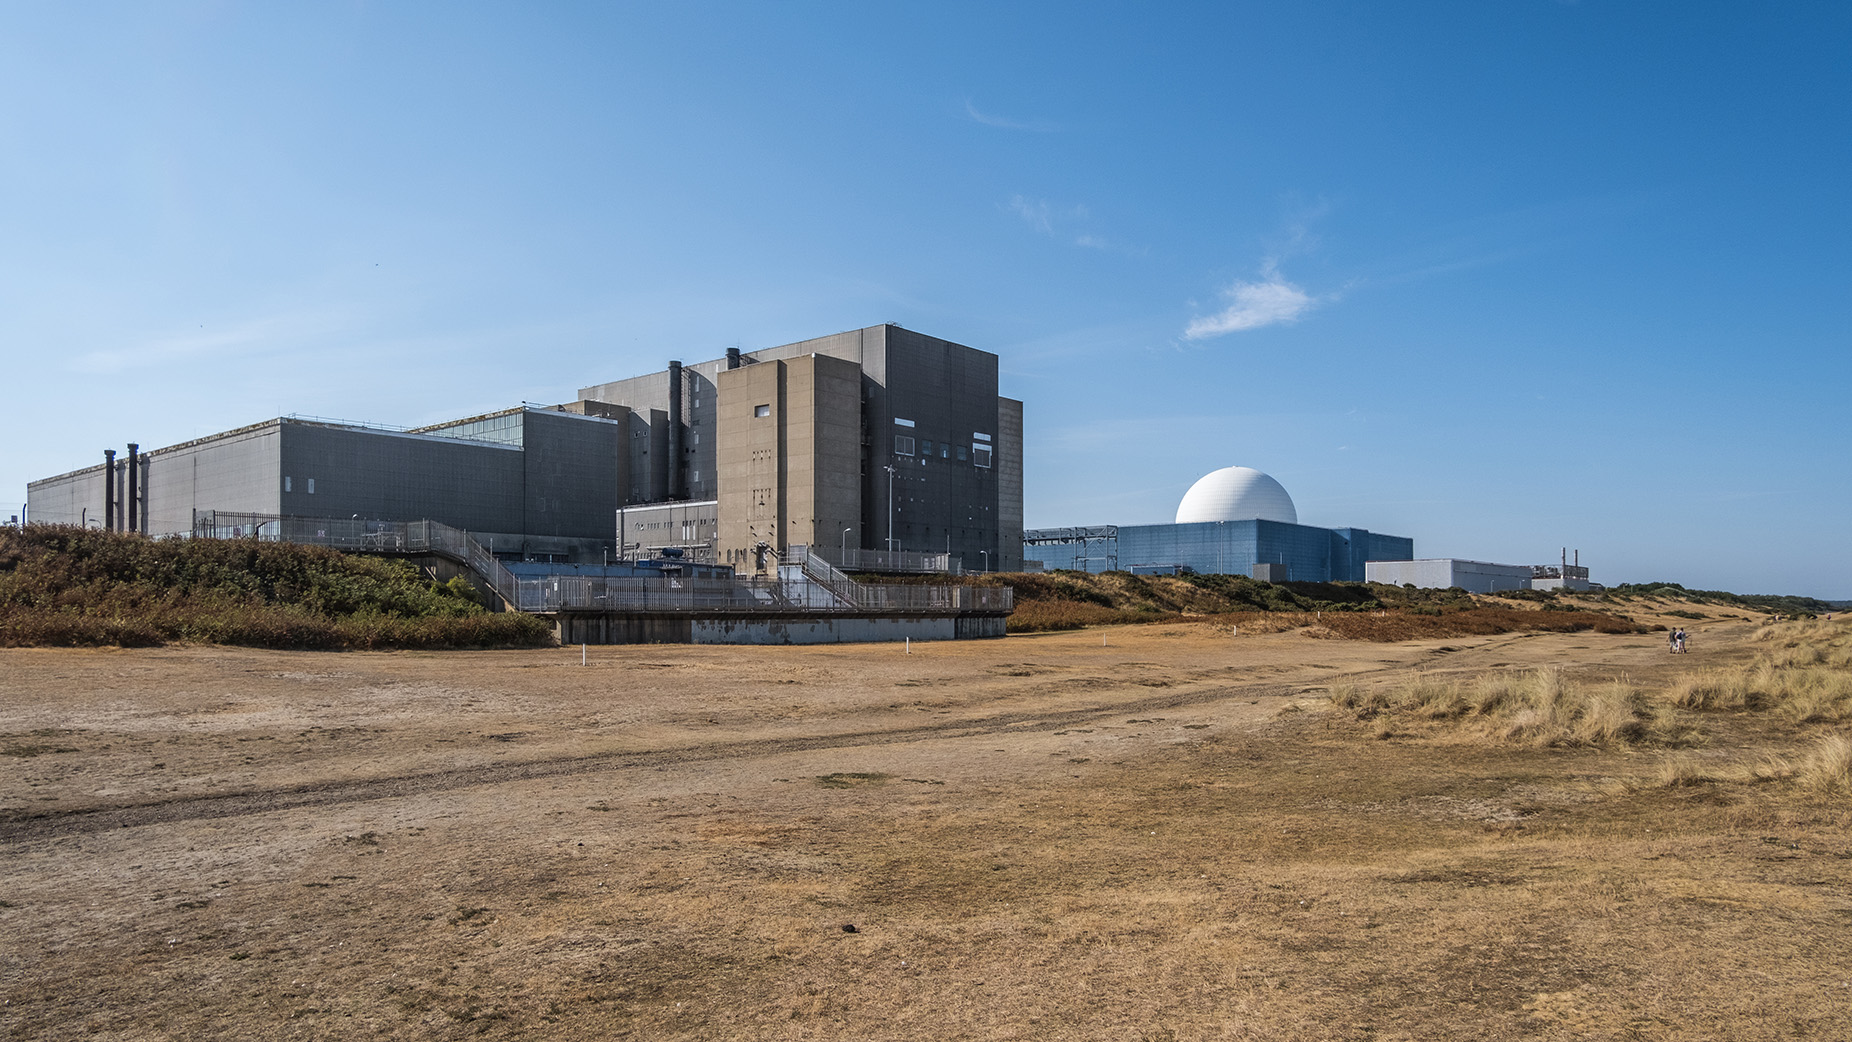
<box><xmin>27</xmin><ymin>324</ymin><xmax>1024</xmax><ymax>576</ymax></box>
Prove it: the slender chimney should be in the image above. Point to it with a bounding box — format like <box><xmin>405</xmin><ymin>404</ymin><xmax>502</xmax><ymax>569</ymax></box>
<box><xmin>126</xmin><ymin>444</ymin><xmax>140</xmax><ymax>533</ymax></box>
<box><xmin>666</xmin><ymin>360</ymin><xmax>684</xmax><ymax>500</ymax></box>
<box><xmin>103</xmin><ymin>450</ymin><xmax>116</xmax><ymax>532</ymax></box>
<box><xmin>726</xmin><ymin>347</ymin><xmax>741</xmax><ymax>370</ymax></box>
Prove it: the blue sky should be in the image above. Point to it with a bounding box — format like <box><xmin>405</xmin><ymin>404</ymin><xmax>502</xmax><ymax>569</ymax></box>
<box><xmin>2</xmin><ymin>2</ymin><xmax>1846</xmax><ymax>597</ymax></box>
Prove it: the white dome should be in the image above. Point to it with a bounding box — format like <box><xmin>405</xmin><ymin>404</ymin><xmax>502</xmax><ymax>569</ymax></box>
<box><xmin>1175</xmin><ymin>466</ymin><xmax>1297</xmax><ymax>525</ymax></box>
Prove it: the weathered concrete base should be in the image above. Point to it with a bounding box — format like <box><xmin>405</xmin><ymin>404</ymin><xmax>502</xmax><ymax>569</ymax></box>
<box><xmin>553</xmin><ymin>612</ymin><xmax>1007</xmax><ymax>645</ymax></box>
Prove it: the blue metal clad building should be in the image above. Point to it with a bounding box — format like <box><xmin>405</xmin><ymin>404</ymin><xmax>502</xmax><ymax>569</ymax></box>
<box><xmin>1023</xmin><ymin>466</ymin><xmax>1413</xmax><ymax>581</ymax></box>
<box><xmin>1028</xmin><ymin>520</ymin><xmax>1411</xmax><ymax>582</ymax></box>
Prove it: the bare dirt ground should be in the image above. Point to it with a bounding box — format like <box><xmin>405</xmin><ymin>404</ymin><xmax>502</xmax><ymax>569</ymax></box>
<box><xmin>2</xmin><ymin>612</ymin><xmax>1848</xmax><ymax>1040</ymax></box>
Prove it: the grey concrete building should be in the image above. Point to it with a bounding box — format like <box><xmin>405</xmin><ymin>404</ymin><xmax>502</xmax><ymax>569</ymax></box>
<box><xmin>27</xmin><ymin>324</ymin><xmax>1024</xmax><ymax>572</ymax></box>
<box><xmin>579</xmin><ymin>324</ymin><xmax>1023</xmax><ymax>573</ymax></box>
<box><xmin>26</xmin><ymin>409</ymin><xmax>628</xmax><ymax>560</ymax></box>
<box><xmin>1364</xmin><ymin>558</ymin><xmax>1533</xmax><ymax>593</ymax></box>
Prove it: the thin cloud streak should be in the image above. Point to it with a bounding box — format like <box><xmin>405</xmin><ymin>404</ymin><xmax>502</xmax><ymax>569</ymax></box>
<box><xmin>964</xmin><ymin>99</ymin><xmax>1060</xmax><ymax>133</ymax></box>
<box><xmin>1184</xmin><ymin>263</ymin><xmax>1316</xmax><ymax>339</ymax></box>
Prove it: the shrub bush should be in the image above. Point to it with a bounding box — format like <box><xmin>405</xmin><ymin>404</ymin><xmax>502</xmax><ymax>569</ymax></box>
<box><xmin>0</xmin><ymin>526</ymin><xmax>553</xmax><ymax>650</ymax></box>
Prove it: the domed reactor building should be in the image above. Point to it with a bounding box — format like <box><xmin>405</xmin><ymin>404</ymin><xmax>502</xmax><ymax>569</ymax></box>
<box><xmin>1023</xmin><ymin>466</ymin><xmax>1412</xmax><ymax>582</ymax></box>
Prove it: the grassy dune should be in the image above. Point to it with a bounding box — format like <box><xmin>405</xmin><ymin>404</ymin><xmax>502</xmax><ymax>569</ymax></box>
<box><xmin>973</xmin><ymin>569</ymin><xmax>1651</xmax><ymax>638</ymax></box>
<box><xmin>0</xmin><ymin>525</ymin><xmax>553</xmax><ymax>649</ymax></box>
<box><xmin>1330</xmin><ymin>616</ymin><xmax>1852</xmax><ymax>794</ymax></box>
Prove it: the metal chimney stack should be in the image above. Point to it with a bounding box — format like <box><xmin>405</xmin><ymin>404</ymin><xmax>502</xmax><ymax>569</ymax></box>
<box><xmin>126</xmin><ymin>443</ymin><xmax>140</xmax><ymax>533</ymax></box>
<box><xmin>726</xmin><ymin>347</ymin><xmax>741</xmax><ymax>370</ymax></box>
<box><xmin>103</xmin><ymin>449</ymin><xmax>116</xmax><ymax>532</ymax></box>
<box><xmin>666</xmin><ymin>361</ymin><xmax>684</xmax><ymax>501</ymax></box>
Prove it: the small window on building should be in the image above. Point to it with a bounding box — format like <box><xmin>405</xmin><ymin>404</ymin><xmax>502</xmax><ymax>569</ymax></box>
<box><xmin>894</xmin><ymin>435</ymin><xmax>915</xmax><ymax>456</ymax></box>
<box><xmin>283</xmin><ymin>476</ymin><xmax>292</xmax><ymax>492</ymax></box>
<box><xmin>941</xmin><ymin>444</ymin><xmax>950</xmax><ymax>458</ymax></box>
<box><xmin>920</xmin><ymin>439</ymin><xmax>933</xmax><ymax>457</ymax></box>
<box><xmin>973</xmin><ymin>446</ymin><xmax>992</xmax><ymax>468</ymax></box>
<box><xmin>894</xmin><ymin>417</ymin><xmax>915</xmax><ymax>428</ymax></box>
<box><xmin>956</xmin><ymin>446</ymin><xmax>967</xmax><ymax>461</ymax></box>
<box><xmin>692</xmin><ymin>470</ymin><xmax>700</xmax><ymax>483</ymax></box>
<box><xmin>754</xmin><ymin>404</ymin><xmax>771</xmax><ymax>418</ymax></box>
<box><xmin>973</xmin><ymin>432</ymin><xmax>992</xmax><ymax>443</ymax></box>
<box><xmin>307</xmin><ymin>478</ymin><xmax>316</xmax><ymax>494</ymax></box>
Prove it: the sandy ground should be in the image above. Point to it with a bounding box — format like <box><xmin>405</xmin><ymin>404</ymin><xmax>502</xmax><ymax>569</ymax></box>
<box><xmin>2</xmin><ymin>616</ymin><xmax>1848</xmax><ymax>1040</ymax></box>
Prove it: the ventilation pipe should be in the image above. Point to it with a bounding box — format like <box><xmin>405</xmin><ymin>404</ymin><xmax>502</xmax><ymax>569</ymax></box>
<box><xmin>666</xmin><ymin>360</ymin><xmax>684</xmax><ymax>500</ymax></box>
<box><xmin>103</xmin><ymin>449</ymin><xmax>116</xmax><ymax>532</ymax></box>
<box><xmin>125</xmin><ymin>444</ymin><xmax>140</xmax><ymax>533</ymax></box>
<box><xmin>725</xmin><ymin>347</ymin><xmax>741</xmax><ymax>370</ymax></box>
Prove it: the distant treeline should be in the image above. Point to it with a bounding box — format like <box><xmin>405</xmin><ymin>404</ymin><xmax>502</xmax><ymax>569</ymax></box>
<box><xmin>0</xmin><ymin>526</ymin><xmax>554</xmax><ymax>649</ymax></box>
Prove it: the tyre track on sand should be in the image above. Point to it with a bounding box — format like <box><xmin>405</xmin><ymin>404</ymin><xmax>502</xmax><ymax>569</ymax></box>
<box><xmin>0</xmin><ymin>629</ymin><xmax>1572</xmax><ymax>842</ymax></box>
<box><xmin>0</xmin><ymin>676</ymin><xmax>1337</xmax><ymax>842</ymax></box>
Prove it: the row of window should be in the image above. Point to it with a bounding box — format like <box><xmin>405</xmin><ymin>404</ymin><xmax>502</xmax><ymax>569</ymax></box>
<box><xmin>894</xmin><ymin>435</ymin><xmax>993</xmax><ymax>468</ymax></box>
<box><xmin>283</xmin><ymin>477</ymin><xmax>316</xmax><ymax>493</ymax></box>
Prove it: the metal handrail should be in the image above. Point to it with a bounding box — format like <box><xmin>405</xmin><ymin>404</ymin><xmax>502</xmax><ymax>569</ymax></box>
<box><xmin>189</xmin><ymin>513</ymin><xmax>1011</xmax><ymax>616</ymax></box>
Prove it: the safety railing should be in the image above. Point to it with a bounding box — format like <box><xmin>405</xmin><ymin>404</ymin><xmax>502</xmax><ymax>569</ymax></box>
<box><xmin>815</xmin><ymin>546</ymin><xmax>962</xmax><ymax>575</ymax></box>
<box><xmin>188</xmin><ymin>513</ymin><xmax>1011</xmax><ymax>616</ymax></box>
<box><xmin>195</xmin><ymin>512</ymin><xmax>522</xmax><ymax>608</ymax></box>
<box><xmin>784</xmin><ymin>545</ymin><xmax>868</xmax><ymax>609</ymax></box>
<box><xmin>512</xmin><ymin>575</ymin><xmax>1011</xmax><ymax>615</ymax></box>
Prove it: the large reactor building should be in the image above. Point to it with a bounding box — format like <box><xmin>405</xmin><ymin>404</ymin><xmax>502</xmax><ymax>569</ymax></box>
<box><xmin>26</xmin><ymin>324</ymin><xmax>1024</xmax><ymax>574</ymax></box>
<box><xmin>1024</xmin><ymin>466</ymin><xmax>1413</xmax><ymax>582</ymax></box>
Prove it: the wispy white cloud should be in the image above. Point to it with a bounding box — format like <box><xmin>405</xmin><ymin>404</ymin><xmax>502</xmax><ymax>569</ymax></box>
<box><xmin>1009</xmin><ymin>196</ymin><xmax>1131</xmax><ymax>252</ymax></box>
<box><xmin>1184</xmin><ymin>262</ymin><xmax>1317</xmax><ymax>339</ymax></box>
<box><xmin>1009</xmin><ymin>195</ymin><xmax>1054</xmax><ymax>234</ymax></box>
<box><xmin>965</xmin><ymin>99</ymin><xmax>1059</xmax><ymax>133</ymax></box>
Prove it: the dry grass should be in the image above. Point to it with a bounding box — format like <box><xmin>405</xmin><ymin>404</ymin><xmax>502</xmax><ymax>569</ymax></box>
<box><xmin>998</xmin><ymin>570</ymin><xmax>1649</xmax><ymax>640</ymax></box>
<box><xmin>1671</xmin><ymin>619</ymin><xmax>1852</xmax><ymax>722</ymax></box>
<box><xmin>4</xmin><ymin>621</ymin><xmax>1851</xmax><ymax>1041</ymax></box>
<box><xmin>1332</xmin><ymin>669</ymin><xmax>1665</xmax><ymax>747</ymax></box>
<box><xmin>1796</xmin><ymin>733</ymin><xmax>1852</xmax><ymax>791</ymax></box>
<box><xmin>1347</xmin><ymin>617</ymin><xmax>1852</xmax><ymax>761</ymax></box>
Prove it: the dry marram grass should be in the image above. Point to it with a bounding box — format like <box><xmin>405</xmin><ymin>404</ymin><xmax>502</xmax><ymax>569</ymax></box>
<box><xmin>2</xmin><ymin>614</ymin><xmax>1849</xmax><ymax>1040</ymax></box>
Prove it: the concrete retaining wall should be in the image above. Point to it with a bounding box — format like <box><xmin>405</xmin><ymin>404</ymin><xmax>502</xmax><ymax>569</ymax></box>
<box><xmin>553</xmin><ymin>611</ymin><xmax>1006</xmax><ymax>645</ymax></box>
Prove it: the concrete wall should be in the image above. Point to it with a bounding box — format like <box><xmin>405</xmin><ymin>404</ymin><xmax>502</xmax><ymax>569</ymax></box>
<box><xmin>714</xmin><ymin>354</ymin><xmax>862</xmax><ymax>570</ymax></box>
<box><xmin>28</xmin><ymin>422</ymin><xmax>285</xmax><ymax>535</ymax></box>
<box><xmin>691</xmin><ymin>614</ymin><xmax>957</xmax><ymax>644</ymax></box>
<box><xmin>996</xmin><ymin>397</ymin><xmax>1024</xmax><ymax>572</ymax></box>
<box><xmin>280</xmin><ymin>422</ymin><xmax>522</xmax><ymax>535</ymax></box>
<box><xmin>1365</xmin><ymin>559</ymin><xmax>1532</xmax><ymax>593</ymax></box>
<box><xmin>519</xmin><ymin>410</ymin><xmax>626</xmax><ymax>540</ymax></box>
<box><xmin>1531</xmin><ymin>576</ymin><xmax>1593</xmax><ymax>592</ymax></box>
<box><xmin>715</xmin><ymin>357</ymin><xmax>787</xmax><ymax>572</ymax></box>
<box><xmin>584</xmin><ymin>324</ymin><xmax>1012</xmax><ymax>573</ymax></box>
<box><xmin>876</xmin><ymin>327</ymin><xmax>1004</xmax><ymax>569</ymax></box>
<box><xmin>554</xmin><ymin>611</ymin><xmax>999</xmax><ymax>645</ymax></box>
